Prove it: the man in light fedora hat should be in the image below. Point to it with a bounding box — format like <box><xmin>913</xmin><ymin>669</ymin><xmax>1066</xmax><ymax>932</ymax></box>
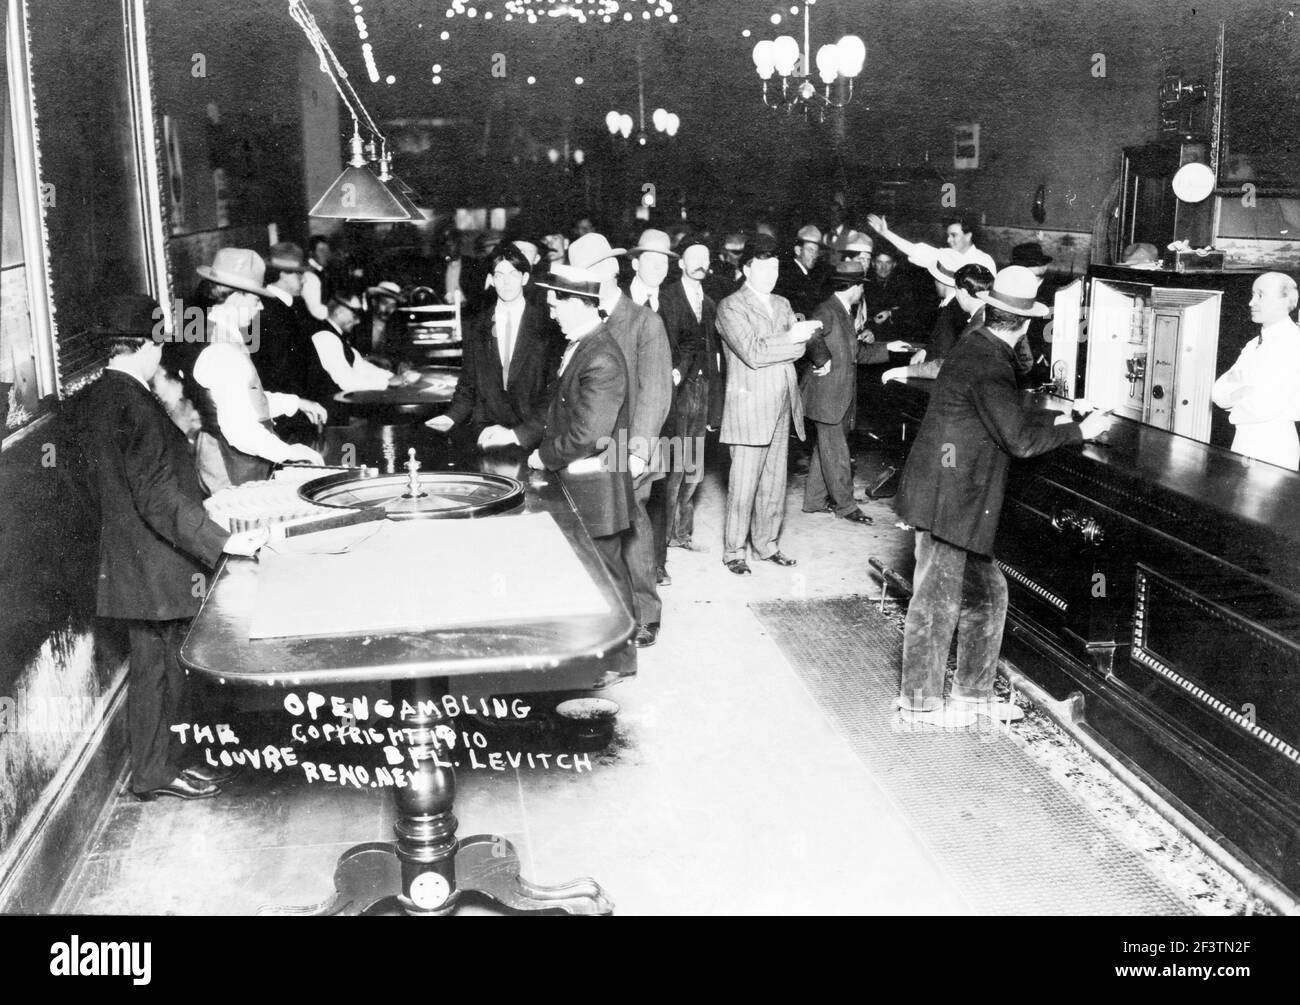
<box><xmin>569</xmin><ymin>232</ymin><xmax>672</xmax><ymax>648</ymax></box>
<box><xmin>776</xmin><ymin>223</ymin><xmax>828</xmax><ymax>318</ymax></box>
<box><xmin>894</xmin><ymin>265</ymin><xmax>1111</xmax><ymax>728</ymax></box>
<box><xmin>624</xmin><ymin>228</ymin><xmax>680</xmax><ymax>586</ymax></box>
<box><xmin>190</xmin><ymin>248</ymin><xmax>328</xmax><ymax>491</ymax></box>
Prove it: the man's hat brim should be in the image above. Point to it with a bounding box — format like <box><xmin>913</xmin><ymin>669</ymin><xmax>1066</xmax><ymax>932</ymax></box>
<box><xmin>626</xmin><ymin>245</ymin><xmax>680</xmax><ymax>259</ymax></box>
<box><xmin>976</xmin><ymin>290</ymin><xmax>1051</xmax><ymax>317</ymax></box>
<box><xmin>196</xmin><ymin>265</ymin><xmax>273</xmax><ymax>299</ymax></box>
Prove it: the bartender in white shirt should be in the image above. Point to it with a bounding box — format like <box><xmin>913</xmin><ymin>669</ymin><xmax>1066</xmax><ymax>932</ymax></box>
<box><xmin>1212</xmin><ymin>271</ymin><xmax>1300</xmax><ymax>470</ymax></box>
<box><xmin>191</xmin><ymin>248</ymin><xmax>326</xmax><ymax>492</ymax></box>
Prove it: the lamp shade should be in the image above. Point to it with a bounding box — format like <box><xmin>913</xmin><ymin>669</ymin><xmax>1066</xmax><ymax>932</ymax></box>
<box><xmin>310</xmin><ymin>163</ymin><xmax>421</xmax><ymax>221</ymax></box>
<box><xmin>618</xmin><ymin>113</ymin><xmax>634</xmax><ymax>138</ymax></box>
<box><xmin>772</xmin><ymin>35</ymin><xmax>800</xmax><ymax>76</ymax></box>
<box><xmin>836</xmin><ymin>35</ymin><xmax>866</xmax><ymax>77</ymax></box>
<box><xmin>664</xmin><ymin>113</ymin><xmax>680</xmax><ymax>136</ymax></box>
<box><xmin>815</xmin><ymin>43</ymin><xmax>840</xmax><ymax>83</ymax></box>
<box><xmin>652</xmin><ymin>107</ymin><xmax>668</xmax><ymax>132</ymax></box>
<box><xmin>605</xmin><ymin>110</ymin><xmax>621</xmax><ymax>134</ymax></box>
<box><xmin>752</xmin><ymin>39</ymin><xmax>776</xmax><ymax>79</ymax></box>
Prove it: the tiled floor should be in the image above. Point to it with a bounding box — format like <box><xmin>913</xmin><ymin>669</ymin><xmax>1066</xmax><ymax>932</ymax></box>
<box><xmin>55</xmin><ymin>433</ymin><xmax>1253</xmax><ymax>915</ymax></box>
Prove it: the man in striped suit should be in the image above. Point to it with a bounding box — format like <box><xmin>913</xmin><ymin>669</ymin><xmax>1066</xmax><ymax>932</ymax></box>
<box><xmin>716</xmin><ymin>236</ymin><xmax>825</xmax><ymax>575</ymax></box>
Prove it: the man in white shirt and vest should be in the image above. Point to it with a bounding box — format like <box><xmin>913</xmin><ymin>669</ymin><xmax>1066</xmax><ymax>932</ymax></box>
<box><xmin>190</xmin><ymin>248</ymin><xmax>327</xmax><ymax>492</ymax></box>
<box><xmin>1213</xmin><ymin>271</ymin><xmax>1300</xmax><ymax>470</ymax></box>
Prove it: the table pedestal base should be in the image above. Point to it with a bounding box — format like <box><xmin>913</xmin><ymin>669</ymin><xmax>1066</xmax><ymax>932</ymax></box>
<box><xmin>260</xmin><ymin>837</ymin><xmax>612</xmax><ymax>916</ymax></box>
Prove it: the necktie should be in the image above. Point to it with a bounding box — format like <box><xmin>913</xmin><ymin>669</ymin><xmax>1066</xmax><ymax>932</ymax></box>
<box><xmin>559</xmin><ymin>339</ymin><xmax>579</xmax><ymax>376</ymax></box>
<box><xmin>498</xmin><ymin>309</ymin><xmax>514</xmax><ymax>386</ymax></box>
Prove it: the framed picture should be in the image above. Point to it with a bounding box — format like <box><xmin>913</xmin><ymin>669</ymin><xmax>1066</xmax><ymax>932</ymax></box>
<box><xmin>954</xmin><ymin>123</ymin><xmax>980</xmax><ymax>170</ymax></box>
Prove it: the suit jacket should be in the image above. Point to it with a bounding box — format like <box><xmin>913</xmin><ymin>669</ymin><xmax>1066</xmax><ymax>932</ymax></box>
<box><xmin>801</xmin><ymin>293</ymin><xmax>872</xmax><ymax>428</ymax></box>
<box><xmin>604</xmin><ymin>294</ymin><xmax>673</xmax><ymax>474</ymax></box>
<box><xmin>895</xmin><ymin>325</ymin><xmax>1083</xmax><ymax>556</ymax></box>
<box><xmin>657</xmin><ymin>279</ymin><xmax>718</xmax><ymax>383</ymax></box>
<box><xmin>445</xmin><ymin>300</ymin><xmax>562</xmax><ymax>451</ymax></box>
<box><xmin>539</xmin><ymin>327</ymin><xmax>635</xmax><ymax>539</ymax></box>
<box><xmin>72</xmin><ymin>369</ymin><xmax>228</xmax><ymax>620</ymax></box>
<box><xmin>776</xmin><ymin>259</ymin><xmax>828</xmax><ymax>319</ymax></box>
<box><xmin>716</xmin><ymin>284</ymin><xmax>809</xmax><ymax>444</ymax></box>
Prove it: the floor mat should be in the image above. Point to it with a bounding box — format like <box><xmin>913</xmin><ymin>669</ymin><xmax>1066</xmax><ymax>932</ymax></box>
<box><xmin>749</xmin><ymin>595</ymin><xmax>1188</xmax><ymax>915</ymax></box>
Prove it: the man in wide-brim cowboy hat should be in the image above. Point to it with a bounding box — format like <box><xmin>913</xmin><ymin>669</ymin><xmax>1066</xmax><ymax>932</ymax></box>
<box><xmin>190</xmin><ymin>247</ymin><xmax>328</xmax><ymax>492</ymax></box>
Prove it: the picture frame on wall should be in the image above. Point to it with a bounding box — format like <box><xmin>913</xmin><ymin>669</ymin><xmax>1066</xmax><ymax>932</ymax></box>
<box><xmin>954</xmin><ymin>122</ymin><xmax>980</xmax><ymax>170</ymax></box>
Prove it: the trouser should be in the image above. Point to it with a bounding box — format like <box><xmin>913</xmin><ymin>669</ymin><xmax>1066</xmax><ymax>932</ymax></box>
<box><xmin>126</xmin><ymin>619</ymin><xmax>191</xmax><ymax>792</ymax></box>
<box><xmin>648</xmin><ymin>476</ymin><xmax>669</xmax><ymax>572</ymax></box>
<box><xmin>665</xmin><ymin>373</ymin><xmax>709</xmax><ymax>543</ymax></box>
<box><xmin>899</xmin><ymin>530</ymin><xmax>1008</xmax><ymax>712</ymax></box>
<box><xmin>723</xmin><ymin>402</ymin><xmax>791</xmax><ymax>563</ymax></box>
<box><xmin>803</xmin><ymin>410</ymin><xmax>855</xmax><ymax>516</ymax></box>
<box><xmin>621</xmin><ymin>477</ymin><xmax>662</xmax><ymax>624</ymax></box>
<box><xmin>592</xmin><ymin>531</ymin><xmax>635</xmax><ymax>622</ymax></box>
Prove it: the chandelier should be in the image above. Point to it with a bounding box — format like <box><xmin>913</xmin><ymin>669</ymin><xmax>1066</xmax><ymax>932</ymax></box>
<box><xmin>606</xmin><ymin>50</ymin><xmax>679</xmax><ymax>145</ymax></box>
<box><xmin>750</xmin><ymin>2</ymin><xmax>865</xmax><ymax>119</ymax></box>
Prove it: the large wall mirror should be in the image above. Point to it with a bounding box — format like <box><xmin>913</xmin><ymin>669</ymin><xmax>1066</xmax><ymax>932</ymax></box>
<box><xmin>1215</xmin><ymin>3</ymin><xmax>1300</xmax><ymax>195</ymax></box>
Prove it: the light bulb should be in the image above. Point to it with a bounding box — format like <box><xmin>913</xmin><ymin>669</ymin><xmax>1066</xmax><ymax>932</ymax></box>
<box><xmin>752</xmin><ymin>39</ymin><xmax>776</xmax><ymax>79</ymax></box>
<box><xmin>836</xmin><ymin>35</ymin><xmax>866</xmax><ymax>78</ymax></box>
<box><xmin>652</xmin><ymin>107</ymin><xmax>668</xmax><ymax>131</ymax></box>
<box><xmin>606</xmin><ymin>110</ymin><xmax>621</xmax><ymax>134</ymax></box>
<box><xmin>665</xmin><ymin>113</ymin><xmax>680</xmax><ymax>137</ymax></box>
<box><xmin>815</xmin><ymin>43</ymin><xmax>840</xmax><ymax>84</ymax></box>
<box><xmin>772</xmin><ymin>35</ymin><xmax>800</xmax><ymax>77</ymax></box>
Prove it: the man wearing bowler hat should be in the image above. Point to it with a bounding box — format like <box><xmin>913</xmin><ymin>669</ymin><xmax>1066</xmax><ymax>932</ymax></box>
<box><xmin>190</xmin><ymin>248</ymin><xmax>328</xmax><ymax>492</ymax></box>
<box><xmin>660</xmin><ymin>243</ymin><xmax>720</xmax><ymax>554</ymax></box>
<box><xmin>568</xmin><ymin>232</ymin><xmax>672</xmax><ymax>648</ymax></box>
<box><xmin>69</xmin><ymin>294</ymin><xmax>269</xmax><ymax>800</ymax></box>
<box><xmin>800</xmin><ymin>259</ymin><xmax>876</xmax><ymax>524</ymax></box>
<box><xmin>894</xmin><ymin>266</ymin><xmax>1111</xmax><ymax>728</ymax></box>
<box><xmin>527</xmin><ymin>263</ymin><xmax>636</xmax><ymax>659</ymax></box>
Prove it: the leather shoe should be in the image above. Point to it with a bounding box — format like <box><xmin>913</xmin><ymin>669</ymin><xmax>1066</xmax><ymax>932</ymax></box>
<box><xmin>725</xmin><ymin>559</ymin><xmax>752</xmax><ymax>576</ymax></box>
<box><xmin>840</xmin><ymin>509</ymin><xmax>874</xmax><ymax>525</ymax></box>
<box><xmin>668</xmin><ymin>538</ymin><xmax>709</xmax><ymax>553</ymax></box>
<box><xmin>759</xmin><ymin>551</ymin><xmax>797</xmax><ymax>567</ymax></box>
<box><xmin>633</xmin><ymin>622</ymin><xmax>660</xmax><ymax>647</ymax></box>
<box><xmin>655</xmin><ymin>566</ymin><xmax>672</xmax><ymax>587</ymax></box>
<box><xmin>134</xmin><ymin>775</ymin><xmax>220</xmax><ymax>801</ymax></box>
<box><xmin>183</xmin><ymin>762</ymin><xmax>241</xmax><ymax>784</ymax></box>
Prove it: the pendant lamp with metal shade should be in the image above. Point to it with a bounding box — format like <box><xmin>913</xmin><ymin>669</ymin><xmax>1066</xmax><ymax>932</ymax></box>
<box><xmin>309</xmin><ymin>127</ymin><xmax>422</xmax><ymax>222</ymax></box>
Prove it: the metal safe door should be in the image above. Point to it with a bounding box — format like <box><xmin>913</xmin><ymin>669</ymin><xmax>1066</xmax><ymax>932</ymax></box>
<box><xmin>1146</xmin><ymin>311</ymin><xmax>1180</xmax><ymax>430</ymax></box>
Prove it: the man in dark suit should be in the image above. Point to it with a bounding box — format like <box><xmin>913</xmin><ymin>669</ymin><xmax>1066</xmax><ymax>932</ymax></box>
<box><xmin>568</xmin><ymin>233</ymin><xmax>672</xmax><ymax>648</ymax></box>
<box><xmin>894</xmin><ymin>268</ymin><xmax>1110</xmax><ymax>727</ymax></box>
<box><xmin>70</xmin><ymin>295</ymin><xmax>267</xmax><ymax>800</ymax></box>
<box><xmin>800</xmin><ymin>260</ymin><xmax>879</xmax><ymax>523</ymax></box>
<box><xmin>716</xmin><ymin>235</ymin><xmax>824</xmax><ymax>575</ymax></box>
<box><xmin>429</xmin><ymin>243</ymin><xmax>562</xmax><ymax>452</ymax></box>
<box><xmin>776</xmin><ymin>224</ymin><xmax>829</xmax><ymax>319</ymax></box>
<box><xmin>528</xmin><ymin>265</ymin><xmax>636</xmax><ymax>638</ymax></box>
<box><xmin>660</xmin><ymin>244</ymin><xmax>720</xmax><ymax>553</ymax></box>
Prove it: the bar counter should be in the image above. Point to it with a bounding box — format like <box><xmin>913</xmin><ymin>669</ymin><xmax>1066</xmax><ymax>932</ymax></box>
<box><xmin>885</xmin><ymin>377</ymin><xmax>1300</xmax><ymax>897</ymax></box>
